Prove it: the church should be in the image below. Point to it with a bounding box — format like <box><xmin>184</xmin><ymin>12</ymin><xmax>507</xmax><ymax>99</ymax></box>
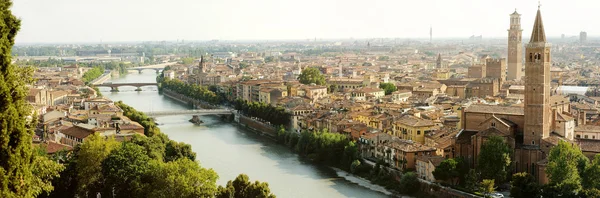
<box><xmin>454</xmin><ymin>6</ymin><xmax>600</xmax><ymax>184</ymax></box>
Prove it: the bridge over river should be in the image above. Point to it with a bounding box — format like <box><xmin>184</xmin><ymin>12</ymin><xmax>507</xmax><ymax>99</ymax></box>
<box><xmin>143</xmin><ymin>109</ymin><xmax>234</xmax><ymax>117</ymax></box>
<box><xmin>95</xmin><ymin>82</ymin><xmax>158</xmax><ymax>91</ymax></box>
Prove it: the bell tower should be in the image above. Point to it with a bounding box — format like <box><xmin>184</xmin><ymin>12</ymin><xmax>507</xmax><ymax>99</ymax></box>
<box><xmin>524</xmin><ymin>6</ymin><xmax>551</xmax><ymax>146</ymax></box>
<box><xmin>507</xmin><ymin>9</ymin><xmax>523</xmax><ymax>80</ymax></box>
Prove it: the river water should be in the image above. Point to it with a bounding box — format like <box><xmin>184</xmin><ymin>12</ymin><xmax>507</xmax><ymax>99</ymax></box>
<box><xmin>102</xmin><ymin>71</ymin><xmax>391</xmax><ymax>198</ymax></box>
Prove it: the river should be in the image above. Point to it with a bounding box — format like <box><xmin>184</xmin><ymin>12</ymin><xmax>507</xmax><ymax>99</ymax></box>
<box><xmin>101</xmin><ymin>71</ymin><xmax>391</xmax><ymax>198</ymax></box>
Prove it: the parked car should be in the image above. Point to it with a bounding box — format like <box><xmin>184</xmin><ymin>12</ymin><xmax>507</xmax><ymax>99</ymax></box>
<box><xmin>490</xmin><ymin>192</ymin><xmax>504</xmax><ymax>198</ymax></box>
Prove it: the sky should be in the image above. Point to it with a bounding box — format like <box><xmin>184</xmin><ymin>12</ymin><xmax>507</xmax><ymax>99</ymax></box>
<box><xmin>11</xmin><ymin>0</ymin><xmax>598</xmax><ymax>43</ymax></box>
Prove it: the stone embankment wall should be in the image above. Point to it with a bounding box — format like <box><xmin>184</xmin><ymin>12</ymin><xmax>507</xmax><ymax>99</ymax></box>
<box><xmin>161</xmin><ymin>89</ymin><xmax>217</xmax><ymax>109</ymax></box>
<box><xmin>237</xmin><ymin>115</ymin><xmax>277</xmax><ymax>137</ymax></box>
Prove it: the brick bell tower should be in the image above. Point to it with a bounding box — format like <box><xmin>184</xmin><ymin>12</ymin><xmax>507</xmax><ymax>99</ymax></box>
<box><xmin>523</xmin><ymin>5</ymin><xmax>551</xmax><ymax>146</ymax></box>
<box><xmin>507</xmin><ymin>9</ymin><xmax>523</xmax><ymax>80</ymax></box>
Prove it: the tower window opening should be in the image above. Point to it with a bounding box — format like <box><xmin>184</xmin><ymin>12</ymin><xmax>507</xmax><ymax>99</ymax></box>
<box><xmin>529</xmin><ymin>53</ymin><xmax>533</xmax><ymax>61</ymax></box>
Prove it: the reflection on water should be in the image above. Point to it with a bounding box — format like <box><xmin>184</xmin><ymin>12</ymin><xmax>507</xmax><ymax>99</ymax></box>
<box><xmin>104</xmin><ymin>71</ymin><xmax>391</xmax><ymax>198</ymax></box>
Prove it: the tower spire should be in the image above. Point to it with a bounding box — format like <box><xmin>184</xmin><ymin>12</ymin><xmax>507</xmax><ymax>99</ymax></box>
<box><xmin>529</xmin><ymin>6</ymin><xmax>546</xmax><ymax>43</ymax></box>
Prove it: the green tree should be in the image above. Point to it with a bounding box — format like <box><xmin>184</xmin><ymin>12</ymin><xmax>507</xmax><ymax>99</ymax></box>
<box><xmin>264</xmin><ymin>56</ymin><xmax>275</xmax><ymax>63</ymax></box>
<box><xmin>181</xmin><ymin>57</ymin><xmax>195</xmax><ymax>65</ymax></box>
<box><xmin>216</xmin><ymin>174</ymin><xmax>276</xmax><ymax>198</ymax></box>
<box><xmin>377</xmin><ymin>56</ymin><xmax>390</xmax><ymax>61</ymax></box>
<box><xmin>82</xmin><ymin>66</ymin><xmax>104</xmax><ymax>84</ymax></box>
<box><xmin>350</xmin><ymin>160</ymin><xmax>361</xmax><ymax>174</ymax></box>
<box><xmin>130</xmin><ymin>134</ymin><xmax>166</xmax><ymax>161</ymax></box>
<box><xmin>583</xmin><ymin>154</ymin><xmax>600</xmax><ymax>189</ymax></box>
<box><xmin>31</xmin><ymin>146</ymin><xmax>65</xmax><ymax>197</ymax></box>
<box><xmin>582</xmin><ymin>188</ymin><xmax>600</xmax><ymax>198</ymax></box>
<box><xmin>75</xmin><ymin>133</ymin><xmax>120</xmax><ymax>196</ymax></box>
<box><xmin>477</xmin><ymin>135</ymin><xmax>511</xmax><ymax>183</ymax></box>
<box><xmin>147</xmin><ymin>158</ymin><xmax>218</xmax><ymax>198</ymax></box>
<box><xmin>480</xmin><ymin>179</ymin><xmax>495</xmax><ymax>197</ymax></box>
<box><xmin>101</xmin><ymin>142</ymin><xmax>152</xmax><ymax>198</ymax></box>
<box><xmin>298</xmin><ymin>67</ymin><xmax>326</xmax><ymax>85</ymax></box>
<box><xmin>398</xmin><ymin>172</ymin><xmax>420</xmax><ymax>195</ymax></box>
<box><xmin>465</xmin><ymin>169</ymin><xmax>479</xmax><ymax>192</ymax></box>
<box><xmin>0</xmin><ymin>2</ymin><xmax>62</xmax><ymax>196</ymax></box>
<box><xmin>378</xmin><ymin>83</ymin><xmax>397</xmax><ymax>95</ymax></box>
<box><xmin>510</xmin><ymin>172</ymin><xmax>540</xmax><ymax>198</ymax></box>
<box><xmin>165</xmin><ymin>140</ymin><xmax>196</xmax><ymax>162</ymax></box>
<box><xmin>433</xmin><ymin>158</ymin><xmax>468</xmax><ymax>185</ymax></box>
<box><xmin>546</xmin><ymin>141</ymin><xmax>586</xmax><ymax>196</ymax></box>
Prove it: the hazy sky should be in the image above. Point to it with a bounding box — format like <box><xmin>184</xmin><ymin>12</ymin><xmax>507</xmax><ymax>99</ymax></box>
<box><xmin>11</xmin><ymin>0</ymin><xmax>597</xmax><ymax>43</ymax></box>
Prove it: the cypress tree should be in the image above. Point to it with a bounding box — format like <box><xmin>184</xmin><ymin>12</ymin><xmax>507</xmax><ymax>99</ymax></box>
<box><xmin>0</xmin><ymin>0</ymin><xmax>36</xmax><ymax>197</ymax></box>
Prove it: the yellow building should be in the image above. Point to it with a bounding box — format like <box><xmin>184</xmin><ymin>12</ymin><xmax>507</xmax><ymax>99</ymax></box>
<box><xmin>391</xmin><ymin>115</ymin><xmax>436</xmax><ymax>144</ymax></box>
<box><xmin>259</xmin><ymin>88</ymin><xmax>288</xmax><ymax>105</ymax></box>
<box><xmin>435</xmin><ymin>69</ymin><xmax>451</xmax><ymax>80</ymax></box>
<box><xmin>351</xmin><ymin>112</ymin><xmax>393</xmax><ymax>130</ymax></box>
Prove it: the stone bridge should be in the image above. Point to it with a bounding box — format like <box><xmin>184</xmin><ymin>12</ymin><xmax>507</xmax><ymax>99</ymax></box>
<box><xmin>128</xmin><ymin>67</ymin><xmax>163</xmax><ymax>73</ymax></box>
<box><xmin>95</xmin><ymin>83</ymin><xmax>158</xmax><ymax>91</ymax></box>
<box><xmin>128</xmin><ymin>62</ymin><xmax>177</xmax><ymax>73</ymax></box>
<box><xmin>143</xmin><ymin>109</ymin><xmax>234</xmax><ymax>117</ymax></box>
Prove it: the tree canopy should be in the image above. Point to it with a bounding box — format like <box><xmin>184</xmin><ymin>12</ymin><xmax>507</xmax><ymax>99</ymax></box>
<box><xmin>159</xmin><ymin>78</ymin><xmax>222</xmax><ymax>105</ymax></box>
<box><xmin>298</xmin><ymin>67</ymin><xmax>326</xmax><ymax>85</ymax></box>
<box><xmin>398</xmin><ymin>172</ymin><xmax>420</xmax><ymax>195</ymax></box>
<box><xmin>82</xmin><ymin>66</ymin><xmax>104</xmax><ymax>84</ymax></box>
<box><xmin>433</xmin><ymin>157</ymin><xmax>468</xmax><ymax>185</ymax></box>
<box><xmin>546</xmin><ymin>141</ymin><xmax>587</xmax><ymax>196</ymax></box>
<box><xmin>379</xmin><ymin>83</ymin><xmax>397</xmax><ymax>95</ymax></box>
<box><xmin>510</xmin><ymin>172</ymin><xmax>540</xmax><ymax>198</ymax></box>
<box><xmin>0</xmin><ymin>1</ymin><xmax>62</xmax><ymax>197</ymax></box>
<box><xmin>477</xmin><ymin>135</ymin><xmax>511</xmax><ymax>183</ymax></box>
<box><xmin>217</xmin><ymin>174</ymin><xmax>276</xmax><ymax>198</ymax></box>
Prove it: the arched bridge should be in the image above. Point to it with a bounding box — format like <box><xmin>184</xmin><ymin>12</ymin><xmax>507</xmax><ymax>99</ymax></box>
<box><xmin>128</xmin><ymin>67</ymin><xmax>163</xmax><ymax>73</ymax></box>
<box><xmin>143</xmin><ymin>109</ymin><xmax>234</xmax><ymax>117</ymax></box>
<box><xmin>128</xmin><ymin>62</ymin><xmax>177</xmax><ymax>73</ymax></box>
<box><xmin>95</xmin><ymin>83</ymin><xmax>158</xmax><ymax>91</ymax></box>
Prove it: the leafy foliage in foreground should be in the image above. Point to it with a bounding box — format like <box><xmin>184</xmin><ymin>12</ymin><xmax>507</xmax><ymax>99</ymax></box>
<box><xmin>0</xmin><ymin>1</ymin><xmax>62</xmax><ymax>197</ymax></box>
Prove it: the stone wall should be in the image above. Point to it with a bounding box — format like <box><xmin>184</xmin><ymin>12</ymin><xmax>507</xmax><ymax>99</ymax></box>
<box><xmin>238</xmin><ymin>115</ymin><xmax>277</xmax><ymax>137</ymax></box>
<box><xmin>419</xmin><ymin>182</ymin><xmax>482</xmax><ymax>198</ymax></box>
<box><xmin>162</xmin><ymin>89</ymin><xmax>217</xmax><ymax>109</ymax></box>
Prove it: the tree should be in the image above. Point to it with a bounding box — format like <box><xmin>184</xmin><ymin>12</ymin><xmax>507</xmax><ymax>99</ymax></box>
<box><xmin>379</xmin><ymin>83</ymin><xmax>397</xmax><ymax>95</ymax></box>
<box><xmin>350</xmin><ymin>160</ymin><xmax>361</xmax><ymax>174</ymax></box>
<box><xmin>477</xmin><ymin>135</ymin><xmax>511</xmax><ymax>183</ymax></box>
<box><xmin>546</xmin><ymin>141</ymin><xmax>586</xmax><ymax>196</ymax></box>
<box><xmin>510</xmin><ymin>172</ymin><xmax>540</xmax><ymax>198</ymax></box>
<box><xmin>0</xmin><ymin>1</ymin><xmax>61</xmax><ymax>196</ymax></box>
<box><xmin>146</xmin><ymin>158</ymin><xmax>218</xmax><ymax>198</ymax></box>
<box><xmin>465</xmin><ymin>169</ymin><xmax>479</xmax><ymax>192</ymax></box>
<box><xmin>216</xmin><ymin>174</ymin><xmax>276</xmax><ymax>198</ymax></box>
<box><xmin>298</xmin><ymin>67</ymin><xmax>325</xmax><ymax>85</ymax></box>
<box><xmin>165</xmin><ymin>140</ymin><xmax>196</xmax><ymax>162</ymax></box>
<box><xmin>433</xmin><ymin>158</ymin><xmax>467</xmax><ymax>185</ymax></box>
<box><xmin>582</xmin><ymin>188</ymin><xmax>600</xmax><ymax>198</ymax></box>
<box><xmin>75</xmin><ymin>133</ymin><xmax>120</xmax><ymax>196</ymax></box>
<box><xmin>31</xmin><ymin>146</ymin><xmax>65</xmax><ymax>197</ymax></box>
<box><xmin>583</xmin><ymin>154</ymin><xmax>600</xmax><ymax>189</ymax></box>
<box><xmin>101</xmin><ymin>142</ymin><xmax>152</xmax><ymax>198</ymax></box>
<box><xmin>130</xmin><ymin>134</ymin><xmax>166</xmax><ymax>161</ymax></box>
<box><xmin>181</xmin><ymin>57</ymin><xmax>195</xmax><ymax>65</ymax></box>
<box><xmin>398</xmin><ymin>172</ymin><xmax>420</xmax><ymax>195</ymax></box>
<box><xmin>480</xmin><ymin>179</ymin><xmax>495</xmax><ymax>197</ymax></box>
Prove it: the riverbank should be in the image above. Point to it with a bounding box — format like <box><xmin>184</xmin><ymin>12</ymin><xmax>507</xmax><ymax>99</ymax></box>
<box><xmin>158</xmin><ymin>88</ymin><xmax>413</xmax><ymax>197</ymax></box>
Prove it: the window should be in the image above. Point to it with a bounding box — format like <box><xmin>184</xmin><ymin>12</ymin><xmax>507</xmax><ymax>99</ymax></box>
<box><xmin>585</xmin><ymin>135</ymin><xmax>589</xmax><ymax>139</ymax></box>
<box><xmin>417</xmin><ymin>130</ymin><xmax>421</xmax><ymax>135</ymax></box>
<box><xmin>532</xmin><ymin>140</ymin><xmax>535</xmax><ymax>145</ymax></box>
<box><xmin>491</xmin><ymin>122</ymin><xmax>496</xmax><ymax>127</ymax></box>
<box><xmin>577</xmin><ymin>135</ymin><xmax>581</xmax><ymax>138</ymax></box>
